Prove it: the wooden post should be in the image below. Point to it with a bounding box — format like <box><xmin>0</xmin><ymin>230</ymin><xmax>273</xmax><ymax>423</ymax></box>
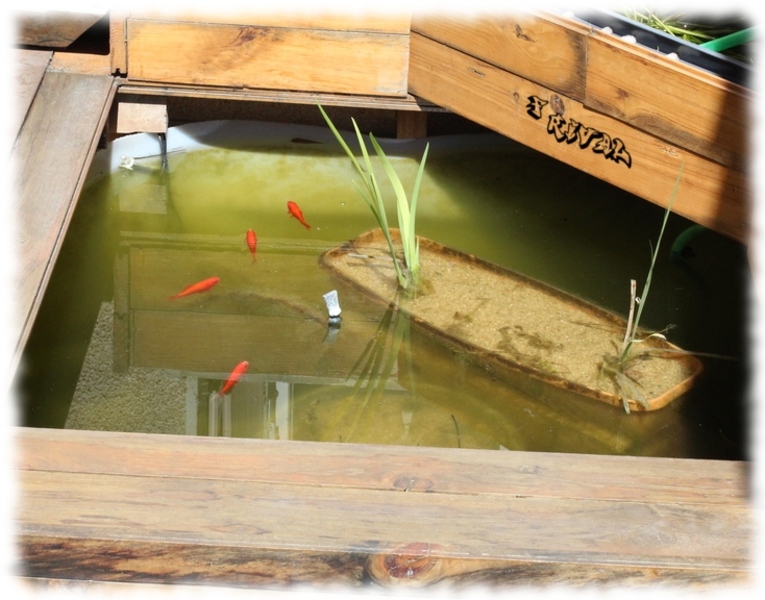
<box><xmin>397</xmin><ymin>111</ymin><xmax>428</xmax><ymax>138</ymax></box>
<box><xmin>116</xmin><ymin>100</ymin><xmax>168</xmax><ymax>135</ymax></box>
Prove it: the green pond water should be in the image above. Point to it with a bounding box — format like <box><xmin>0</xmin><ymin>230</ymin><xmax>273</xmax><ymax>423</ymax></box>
<box><xmin>15</xmin><ymin>133</ymin><xmax>750</xmax><ymax>459</ymax></box>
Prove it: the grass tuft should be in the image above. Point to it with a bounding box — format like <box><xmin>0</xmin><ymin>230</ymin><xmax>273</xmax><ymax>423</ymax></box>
<box><xmin>319</xmin><ymin>104</ymin><xmax>429</xmax><ymax>291</ymax></box>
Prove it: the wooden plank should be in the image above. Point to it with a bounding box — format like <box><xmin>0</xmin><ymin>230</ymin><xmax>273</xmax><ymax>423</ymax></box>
<box><xmin>48</xmin><ymin>51</ymin><xmax>113</xmax><ymax>76</ymax></box>
<box><xmin>126</xmin><ymin>19</ymin><xmax>409</xmax><ymax>96</ymax></box>
<box><xmin>12</xmin><ymin>49</ymin><xmax>51</xmax><ymax>145</ymax></box>
<box><xmin>109</xmin><ymin>13</ymin><xmax>128</xmax><ymax>75</ymax></box>
<box><xmin>126</xmin><ymin>12</ymin><xmax>412</xmax><ymax>34</ymax></box>
<box><xmin>115</xmin><ymin>101</ymin><xmax>168</xmax><ymax>133</ymax></box>
<box><xmin>15</xmin><ymin>10</ymin><xmax>106</xmax><ymax>47</ymax></box>
<box><xmin>586</xmin><ymin>30</ymin><xmax>750</xmax><ymax>171</ymax></box>
<box><xmin>118</xmin><ymin>82</ymin><xmax>440</xmax><ymax>111</ymax></box>
<box><xmin>15</xmin><ymin>428</ymin><xmax>751</xmax><ymax>587</ymax></box>
<box><xmin>17</xmin><ymin>428</ymin><xmax>748</xmax><ymax>505</ymax></box>
<box><xmin>11</xmin><ymin>72</ymin><xmax>117</xmax><ymax>372</ymax></box>
<box><xmin>411</xmin><ymin>13</ymin><xmax>589</xmax><ymax>101</ymax></box>
<box><xmin>412</xmin><ymin>12</ymin><xmax>749</xmax><ymax>173</ymax></box>
<box><xmin>408</xmin><ymin>32</ymin><xmax>749</xmax><ymax>244</ymax></box>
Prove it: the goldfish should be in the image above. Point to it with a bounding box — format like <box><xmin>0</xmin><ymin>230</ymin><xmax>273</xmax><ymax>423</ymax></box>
<box><xmin>287</xmin><ymin>200</ymin><xmax>311</xmax><ymax>230</ymax></box>
<box><xmin>168</xmin><ymin>276</ymin><xmax>220</xmax><ymax>300</ymax></box>
<box><xmin>246</xmin><ymin>229</ymin><xmax>258</xmax><ymax>263</ymax></box>
<box><xmin>219</xmin><ymin>360</ymin><xmax>249</xmax><ymax>395</ymax></box>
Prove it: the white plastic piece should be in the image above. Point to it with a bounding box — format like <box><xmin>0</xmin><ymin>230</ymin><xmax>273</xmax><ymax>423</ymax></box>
<box><xmin>323</xmin><ymin>290</ymin><xmax>342</xmax><ymax>318</ymax></box>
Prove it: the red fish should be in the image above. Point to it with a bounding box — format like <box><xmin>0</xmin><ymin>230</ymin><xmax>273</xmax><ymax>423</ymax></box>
<box><xmin>219</xmin><ymin>360</ymin><xmax>249</xmax><ymax>395</ymax></box>
<box><xmin>246</xmin><ymin>229</ymin><xmax>258</xmax><ymax>263</ymax></box>
<box><xmin>287</xmin><ymin>200</ymin><xmax>311</xmax><ymax>230</ymax></box>
<box><xmin>168</xmin><ymin>276</ymin><xmax>220</xmax><ymax>300</ymax></box>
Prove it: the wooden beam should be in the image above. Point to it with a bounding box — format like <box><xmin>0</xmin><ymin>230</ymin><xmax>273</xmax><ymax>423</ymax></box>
<box><xmin>15</xmin><ymin>10</ymin><xmax>106</xmax><ymax>48</ymax></box>
<box><xmin>125</xmin><ymin>18</ymin><xmax>410</xmax><ymax>96</ymax></box>
<box><xmin>11</xmin><ymin>72</ymin><xmax>117</xmax><ymax>373</ymax></box>
<box><xmin>115</xmin><ymin>100</ymin><xmax>168</xmax><ymax>134</ymax></box>
<box><xmin>411</xmin><ymin>13</ymin><xmax>590</xmax><ymax>101</ymax></box>
<box><xmin>109</xmin><ymin>13</ymin><xmax>128</xmax><ymax>75</ymax></box>
<box><xmin>117</xmin><ymin>82</ymin><xmax>442</xmax><ymax>111</ymax></box>
<box><xmin>408</xmin><ymin>31</ymin><xmax>749</xmax><ymax>244</ymax></box>
<box><xmin>11</xmin><ymin>49</ymin><xmax>51</xmax><ymax>146</ymax></box>
<box><xmin>15</xmin><ymin>427</ymin><xmax>751</xmax><ymax>588</ymax></box>
<box><xmin>585</xmin><ymin>30</ymin><xmax>749</xmax><ymax>171</ymax></box>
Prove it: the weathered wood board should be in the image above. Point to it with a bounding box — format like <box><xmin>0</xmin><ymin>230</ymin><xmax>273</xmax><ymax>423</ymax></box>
<box><xmin>15</xmin><ymin>10</ymin><xmax>106</xmax><ymax>47</ymax></box>
<box><xmin>15</xmin><ymin>427</ymin><xmax>751</xmax><ymax>588</ymax></box>
<box><xmin>585</xmin><ymin>31</ymin><xmax>749</xmax><ymax>171</ymax></box>
<box><xmin>124</xmin><ymin>17</ymin><xmax>410</xmax><ymax>96</ymax></box>
<box><xmin>411</xmin><ymin>13</ymin><xmax>590</xmax><ymax>101</ymax></box>
<box><xmin>407</xmin><ymin>30</ymin><xmax>749</xmax><ymax>244</ymax></box>
<box><xmin>11</xmin><ymin>71</ymin><xmax>117</xmax><ymax>374</ymax></box>
<box><xmin>411</xmin><ymin>13</ymin><xmax>750</xmax><ymax>173</ymax></box>
<box><xmin>11</xmin><ymin>49</ymin><xmax>51</xmax><ymax>145</ymax></box>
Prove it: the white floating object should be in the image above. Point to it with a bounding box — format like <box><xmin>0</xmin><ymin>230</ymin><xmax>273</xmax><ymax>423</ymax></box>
<box><xmin>621</xmin><ymin>34</ymin><xmax>637</xmax><ymax>44</ymax></box>
<box><xmin>323</xmin><ymin>290</ymin><xmax>342</xmax><ymax>318</ymax></box>
<box><xmin>119</xmin><ymin>155</ymin><xmax>135</xmax><ymax>170</ymax></box>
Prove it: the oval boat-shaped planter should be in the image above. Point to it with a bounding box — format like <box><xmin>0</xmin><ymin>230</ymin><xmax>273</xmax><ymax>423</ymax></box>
<box><xmin>321</xmin><ymin>228</ymin><xmax>703</xmax><ymax>412</ymax></box>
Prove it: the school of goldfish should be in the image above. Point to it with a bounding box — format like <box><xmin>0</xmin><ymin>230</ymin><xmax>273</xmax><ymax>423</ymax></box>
<box><xmin>167</xmin><ymin>200</ymin><xmax>311</xmax><ymax>398</ymax></box>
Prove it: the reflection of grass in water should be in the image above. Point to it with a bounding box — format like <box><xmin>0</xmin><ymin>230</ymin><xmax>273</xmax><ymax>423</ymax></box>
<box><xmin>329</xmin><ymin>296</ymin><xmax>414</xmax><ymax>443</ymax></box>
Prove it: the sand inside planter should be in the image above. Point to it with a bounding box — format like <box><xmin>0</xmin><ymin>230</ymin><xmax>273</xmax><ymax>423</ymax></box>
<box><xmin>320</xmin><ymin>229</ymin><xmax>703</xmax><ymax>412</ymax></box>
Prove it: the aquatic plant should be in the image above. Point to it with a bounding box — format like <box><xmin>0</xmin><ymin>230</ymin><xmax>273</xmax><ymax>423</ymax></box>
<box><xmin>318</xmin><ymin>104</ymin><xmax>429</xmax><ymax>291</ymax></box>
<box><xmin>602</xmin><ymin>166</ymin><xmax>683</xmax><ymax>412</ymax></box>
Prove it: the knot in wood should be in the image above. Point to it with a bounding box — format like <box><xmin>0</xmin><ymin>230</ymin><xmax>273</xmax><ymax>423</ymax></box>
<box><xmin>366</xmin><ymin>542</ymin><xmax>444</xmax><ymax>587</ymax></box>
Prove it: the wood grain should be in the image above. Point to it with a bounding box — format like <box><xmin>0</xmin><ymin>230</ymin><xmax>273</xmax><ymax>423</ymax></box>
<box><xmin>126</xmin><ymin>19</ymin><xmax>409</xmax><ymax>96</ymax></box>
<box><xmin>15</xmin><ymin>427</ymin><xmax>751</xmax><ymax>587</ymax></box>
<box><xmin>11</xmin><ymin>71</ymin><xmax>117</xmax><ymax>372</ymax></box>
<box><xmin>412</xmin><ymin>13</ymin><xmax>589</xmax><ymax>101</ymax></box>
<box><xmin>408</xmin><ymin>32</ymin><xmax>749</xmax><ymax>244</ymax></box>
<box><xmin>16</xmin><ymin>427</ymin><xmax>748</xmax><ymax>504</ymax></box>
<box><xmin>412</xmin><ymin>12</ymin><xmax>750</xmax><ymax>173</ymax></box>
<box><xmin>126</xmin><ymin>11</ymin><xmax>411</xmax><ymax>33</ymax></box>
<box><xmin>15</xmin><ymin>11</ymin><xmax>105</xmax><ymax>47</ymax></box>
<box><xmin>12</xmin><ymin>49</ymin><xmax>51</xmax><ymax>145</ymax></box>
<box><xmin>109</xmin><ymin>13</ymin><xmax>128</xmax><ymax>75</ymax></box>
<box><xmin>586</xmin><ymin>31</ymin><xmax>750</xmax><ymax>170</ymax></box>
<box><xmin>118</xmin><ymin>82</ymin><xmax>436</xmax><ymax>111</ymax></box>
<box><xmin>115</xmin><ymin>101</ymin><xmax>168</xmax><ymax>134</ymax></box>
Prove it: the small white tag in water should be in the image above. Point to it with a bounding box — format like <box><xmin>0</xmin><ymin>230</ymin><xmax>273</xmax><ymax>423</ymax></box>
<box><xmin>323</xmin><ymin>290</ymin><xmax>342</xmax><ymax>318</ymax></box>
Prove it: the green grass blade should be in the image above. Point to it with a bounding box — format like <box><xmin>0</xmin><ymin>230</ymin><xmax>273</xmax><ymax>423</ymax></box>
<box><xmin>622</xmin><ymin>163</ymin><xmax>684</xmax><ymax>360</ymax></box>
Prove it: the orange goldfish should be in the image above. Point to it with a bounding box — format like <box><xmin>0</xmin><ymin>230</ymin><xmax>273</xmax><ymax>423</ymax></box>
<box><xmin>246</xmin><ymin>229</ymin><xmax>258</xmax><ymax>263</ymax></box>
<box><xmin>287</xmin><ymin>200</ymin><xmax>311</xmax><ymax>230</ymax></box>
<box><xmin>219</xmin><ymin>360</ymin><xmax>249</xmax><ymax>395</ymax></box>
<box><xmin>168</xmin><ymin>276</ymin><xmax>220</xmax><ymax>300</ymax></box>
